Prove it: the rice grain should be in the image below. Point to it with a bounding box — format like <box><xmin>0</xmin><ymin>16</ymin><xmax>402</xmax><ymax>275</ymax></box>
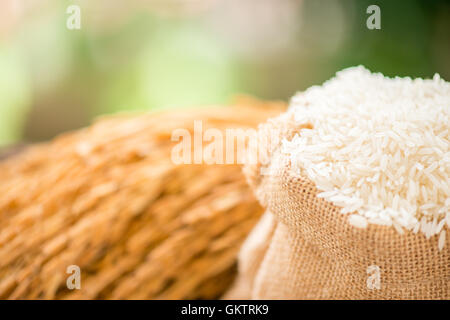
<box><xmin>283</xmin><ymin>67</ymin><xmax>449</xmax><ymax>247</ymax></box>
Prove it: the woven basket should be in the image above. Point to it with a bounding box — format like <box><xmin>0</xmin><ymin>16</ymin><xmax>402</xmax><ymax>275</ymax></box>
<box><xmin>0</xmin><ymin>97</ymin><xmax>285</xmax><ymax>299</ymax></box>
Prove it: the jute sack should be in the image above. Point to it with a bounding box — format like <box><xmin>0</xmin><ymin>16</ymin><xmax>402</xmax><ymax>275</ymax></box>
<box><xmin>226</xmin><ymin>111</ymin><xmax>450</xmax><ymax>300</ymax></box>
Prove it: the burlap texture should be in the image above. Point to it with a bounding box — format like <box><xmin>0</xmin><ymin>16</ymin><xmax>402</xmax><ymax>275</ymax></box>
<box><xmin>227</xmin><ymin>112</ymin><xmax>450</xmax><ymax>300</ymax></box>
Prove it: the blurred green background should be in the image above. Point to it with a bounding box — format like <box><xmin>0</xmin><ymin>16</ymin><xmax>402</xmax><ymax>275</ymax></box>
<box><xmin>0</xmin><ymin>0</ymin><xmax>449</xmax><ymax>146</ymax></box>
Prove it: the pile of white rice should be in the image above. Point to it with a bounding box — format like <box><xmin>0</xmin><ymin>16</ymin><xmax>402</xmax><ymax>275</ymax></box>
<box><xmin>282</xmin><ymin>66</ymin><xmax>449</xmax><ymax>250</ymax></box>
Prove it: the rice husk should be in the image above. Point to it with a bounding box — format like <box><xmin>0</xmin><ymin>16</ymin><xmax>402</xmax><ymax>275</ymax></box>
<box><xmin>0</xmin><ymin>97</ymin><xmax>285</xmax><ymax>300</ymax></box>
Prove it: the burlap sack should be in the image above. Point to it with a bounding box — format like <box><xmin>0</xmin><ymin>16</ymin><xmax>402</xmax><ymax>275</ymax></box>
<box><xmin>226</xmin><ymin>112</ymin><xmax>450</xmax><ymax>300</ymax></box>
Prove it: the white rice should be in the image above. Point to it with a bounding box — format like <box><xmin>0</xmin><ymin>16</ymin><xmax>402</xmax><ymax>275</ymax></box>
<box><xmin>348</xmin><ymin>214</ymin><xmax>368</xmax><ymax>229</ymax></box>
<box><xmin>283</xmin><ymin>66</ymin><xmax>449</xmax><ymax>248</ymax></box>
<box><xmin>438</xmin><ymin>230</ymin><xmax>446</xmax><ymax>251</ymax></box>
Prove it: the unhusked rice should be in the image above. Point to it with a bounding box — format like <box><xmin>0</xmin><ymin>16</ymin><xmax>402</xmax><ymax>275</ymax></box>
<box><xmin>282</xmin><ymin>66</ymin><xmax>449</xmax><ymax>248</ymax></box>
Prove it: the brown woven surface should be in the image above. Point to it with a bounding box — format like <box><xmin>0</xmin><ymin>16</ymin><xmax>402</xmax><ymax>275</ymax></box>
<box><xmin>0</xmin><ymin>97</ymin><xmax>285</xmax><ymax>300</ymax></box>
<box><xmin>227</xmin><ymin>111</ymin><xmax>450</xmax><ymax>300</ymax></box>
